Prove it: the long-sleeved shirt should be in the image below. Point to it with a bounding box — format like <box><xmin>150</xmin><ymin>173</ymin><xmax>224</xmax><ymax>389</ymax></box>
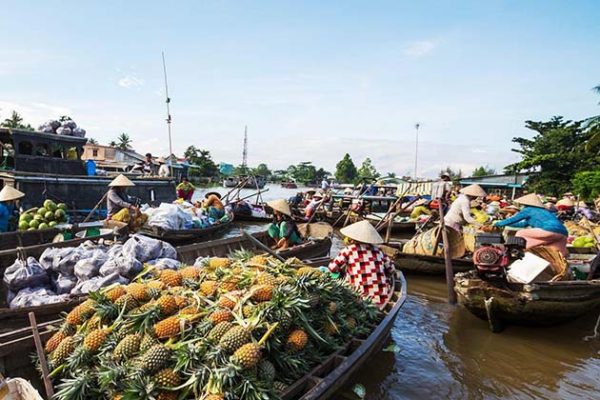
<box><xmin>158</xmin><ymin>164</ymin><xmax>170</xmax><ymax>177</ymax></box>
<box><xmin>495</xmin><ymin>206</ymin><xmax>568</xmax><ymax>236</ymax></box>
<box><xmin>0</xmin><ymin>202</ymin><xmax>15</xmax><ymax>232</ymax></box>
<box><xmin>431</xmin><ymin>180</ymin><xmax>452</xmax><ymax>200</ymax></box>
<box><xmin>106</xmin><ymin>188</ymin><xmax>131</xmax><ymax>217</ymax></box>
<box><xmin>444</xmin><ymin>194</ymin><xmax>479</xmax><ymax>229</ymax></box>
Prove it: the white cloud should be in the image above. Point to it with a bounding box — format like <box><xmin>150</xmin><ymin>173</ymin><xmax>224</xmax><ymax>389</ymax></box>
<box><xmin>0</xmin><ymin>100</ymin><xmax>72</xmax><ymax>125</ymax></box>
<box><xmin>118</xmin><ymin>75</ymin><xmax>145</xmax><ymax>88</ymax></box>
<box><xmin>402</xmin><ymin>40</ymin><xmax>436</xmax><ymax>58</ymax></box>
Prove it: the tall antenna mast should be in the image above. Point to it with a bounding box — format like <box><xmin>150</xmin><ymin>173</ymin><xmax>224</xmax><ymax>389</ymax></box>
<box><xmin>162</xmin><ymin>51</ymin><xmax>174</xmax><ymax>177</ymax></box>
<box><xmin>414</xmin><ymin>123</ymin><xmax>420</xmax><ymax>180</ymax></box>
<box><xmin>242</xmin><ymin>125</ymin><xmax>248</xmax><ymax>172</ymax></box>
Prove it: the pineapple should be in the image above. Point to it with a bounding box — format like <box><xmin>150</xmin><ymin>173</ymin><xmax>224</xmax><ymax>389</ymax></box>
<box><xmin>113</xmin><ymin>334</ymin><xmax>142</xmax><ymax>361</ymax></box>
<box><xmin>173</xmin><ymin>295</ymin><xmax>188</xmax><ymax>309</ymax></box>
<box><xmin>258</xmin><ymin>360</ymin><xmax>276</xmax><ymax>382</ymax></box>
<box><xmin>180</xmin><ymin>266</ymin><xmax>199</xmax><ymax>280</ymax></box>
<box><xmin>219</xmin><ymin>277</ymin><xmax>239</xmax><ymax>292</ymax></box>
<box><xmin>307</xmin><ymin>292</ymin><xmax>320</xmax><ymax>308</ymax></box>
<box><xmin>140</xmin><ymin>334</ymin><xmax>159</xmax><ymax>353</ymax></box>
<box><xmin>242</xmin><ymin>304</ymin><xmax>255</xmax><ymax>318</ymax></box>
<box><xmin>157</xmin><ymin>392</ymin><xmax>178</xmax><ymax>400</ymax></box>
<box><xmin>209</xmin><ymin>257</ymin><xmax>231</xmax><ymax>269</ymax></box>
<box><xmin>346</xmin><ymin>317</ymin><xmax>357</xmax><ymax>330</ymax></box>
<box><xmin>66</xmin><ymin>301</ymin><xmax>95</xmax><ymax>326</ymax></box>
<box><xmin>157</xmin><ymin>295</ymin><xmax>179</xmax><ymax>316</ymax></box>
<box><xmin>154</xmin><ymin>368</ymin><xmax>181</xmax><ymax>387</ymax></box>
<box><xmin>217</xmin><ymin>293</ymin><xmax>238</xmax><ymax>310</ymax></box>
<box><xmin>51</xmin><ymin>336</ymin><xmax>75</xmax><ymax>364</ymax></box>
<box><xmin>147</xmin><ymin>280</ymin><xmax>165</xmax><ymax>291</ymax></box>
<box><xmin>204</xmin><ymin>395</ymin><xmax>224</xmax><ymax>400</ymax></box>
<box><xmin>231</xmin><ymin>342</ymin><xmax>261</xmax><ymax>369</ymax></box>
<box><xmin>219</xmin><ymin>326</ymin><xmax>251</xmax><ymax>353</ymax></box>
<box><xmin>160</xmin><ymin>270</ymin><xmax>182</xmax><ymax>287</ymax></box>
<box><xmin>249</xmin><ymin>255</ymin><xmax>268</xmax><ymax>265</ymax></box>
<box><xmin>127</xmin><ymin>283</ymin><xmax>149</xmax><ymax>302</ymax></box>
<box><xmin>273</xmin><ymin>381</ymin><xmax>287</xmax><ymax>393</ymax></box>
<box><xmin>208</xmin><ymin>309</ymin><xmax>233</xmax><ymax>325</ymax></box>
<box><xmin>296</xmin><ymin>266</ymin><xmax>321</xmax><ymax>277</ymax></box>
<box><xmin>83</xmin><ymin>328</ymin><xmax>111</xmax><ymax>353</ymax></box>
<box><xmin>114</xmin><ymin>294</ymin><xmax>139</xmax><ymax>313</ymax></box>
<box><xmin>251</xmin><ymin>285</ymin><xmax>273</xmax><ymax>302</ymax></box>
<box><xmin>286</xmin><ymin>329</ymin><xmax>308</xmax><ymax>352</ymax></box>
<box><xmin>141</xmin><ymin>344</ymin><xmax>172</xmax><ymax>373</ymax></box>
<box><xmin>328</xmin><ymin>301</ymin><xmax>338</xmax><ymax>314</ymax></box>
<box><xmin>45</xmin><ymin>330</ymin><xmax>68</xmax><ymax>353</ymax></box>
<box><xmin>324</xmin><ymin>321</ymin><xmax>338</xmax><ymax>336</ymax></box>
<box><xmin>256</xmin><ymin>272</ymin><xmax>278</xmax><ymax>286</ymax></box>
<box><xmin>208</xmin><ymin>321</ymin><xmax>234</xmax><ymax>342</ymax></box>
<box><xmin>154</xmin><ymin>316</ymin><xmax>182</xmax><ymax>339</ymax></box>
<box><xmin>105</xmin><ymin>285</ymin><xmax>126</xmax><ymax>302</ymax></box>
<box><xmin>200</xmin><ymin>280</ymin><xmax>218</xmax><ymax>296</ymax></box>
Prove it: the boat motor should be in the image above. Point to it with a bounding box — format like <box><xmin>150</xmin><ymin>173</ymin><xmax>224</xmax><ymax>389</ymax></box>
<box><xmin>472</xmin><ymin>233</ymin><xmax>526</xmax><ymax>280</ymax></box>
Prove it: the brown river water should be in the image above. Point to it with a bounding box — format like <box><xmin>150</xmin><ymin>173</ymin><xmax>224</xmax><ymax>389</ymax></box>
<box><xmin>197</xmin><ymin>185</ymin><xmax>600</xmax><ymax>400</ymax></box>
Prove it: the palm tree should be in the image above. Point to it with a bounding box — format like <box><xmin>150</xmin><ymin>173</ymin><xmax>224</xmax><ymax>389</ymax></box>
<box><xmin>116</xmin><ymin>133</ymin><xmax>132</xmax><ymax>150</ymax></box>
<box><xmin>87</xmin><ymin>138</ymin><xmax>98</xmax><ymax>145</ymax></box>
<box><xmin>109</xmin><ymin>141</ymin><xmax>117</xmax><ymax>147</ymax></box>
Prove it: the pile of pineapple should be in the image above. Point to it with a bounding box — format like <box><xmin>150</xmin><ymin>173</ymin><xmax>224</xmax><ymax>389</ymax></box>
<box><xmin>43</xmin><ymin>252</ymin><xmax>381</xmax><ymax>400</ymax></box>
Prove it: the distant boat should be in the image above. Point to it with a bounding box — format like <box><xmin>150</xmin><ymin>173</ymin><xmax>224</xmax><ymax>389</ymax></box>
<box><xmin>222</xmin><ymin>176</ymin><xmax>266</xmax><ymax>189</ymax></box>
<box><xmin>281</xmin><ymin>181</ymin><xmax>298</xmax><ymax>189</ymax></box>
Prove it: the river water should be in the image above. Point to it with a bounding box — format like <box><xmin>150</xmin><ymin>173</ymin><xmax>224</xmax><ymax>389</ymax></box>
<box><xmin>195</xmin><ymin>184</ymin><xmax>600</xmax><ymax>400</ymax></box>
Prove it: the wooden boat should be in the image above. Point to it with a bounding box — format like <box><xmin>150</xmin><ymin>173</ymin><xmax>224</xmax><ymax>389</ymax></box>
<box><xmin>177</xmin><ymin>230</ymin><xmax>332</xmax><ymax>263</ymax></box>
<box><xmin>230</xmin><ymin>203</ymin><xmax>273</xmax><ymax>223</ymax></box>
<box><xmin>139</xmin><ymin>221</ymin><xmax>233</xmax><ymax>244</ymax></box>
<box><xmin>0</xmin><ymin>270</ymin><xmax>406</xmax><ymax>400</ymax></box>
<box><xmin>281</xmin><ymin>181</ymin><xmax>298</xmax><ymax>189</ymax></box>
<box><xmin>365</xmin><ymin>216</ymin><xmax>416</xmax><ymax>234</ymax></box>
<box><xmin>380</xmin><ymin>242</ymin><xmax>474</xmax><ymax>275</ymax></box>
<box><xmin>454</xmin><ymin>270</ymin><xmax>600</xmax><ymax>331</ymax></box>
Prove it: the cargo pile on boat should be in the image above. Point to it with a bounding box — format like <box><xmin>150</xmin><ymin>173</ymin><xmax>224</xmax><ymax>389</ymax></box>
<box><xmin>143</xmin><ymin>202</ymin><xmax>232</xmax><ymax>231</ymax></box>
<box><xmin>44</xmin><ymin>254</ymin><xmax>380</xmax><ymax>400</ymax></box>
<box><xmin>17</xmin><ymin>200</ymin><xmax>68</xmax><ymax>231</ymax></box>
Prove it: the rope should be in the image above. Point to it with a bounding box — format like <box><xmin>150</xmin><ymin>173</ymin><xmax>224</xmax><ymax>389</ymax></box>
<box><xmin>583</xmin><ymin>312</ymin><xmax>600</xmax><ymax>341</ymax></box>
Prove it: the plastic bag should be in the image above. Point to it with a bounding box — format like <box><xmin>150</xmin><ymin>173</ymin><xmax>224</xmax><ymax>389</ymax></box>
<box><xmin>159</xmin><ymin>242</ymin><xmax>177</xmax><ymax>259</ymax></box>
<box><xmin>3</xmin><ymin>257</ymin><xmax>49</xmax><ymax>291</ymax></box>
<box><xmin>122</xmin><ymin>234</ymin><xmax>163</xmax><ymax>262</ymax></box>
<box><xmin>193</xmin><ymin>256</ymin><xmax>210</xmax><ymax>268</ymax></box>
<box><xmin>99</xmin><ymin>256</ymin><xmax>143</xmax><ymax>279</ymax></box>
<box><xmin>9</xmin><ymin>287</ymin><xmax>68</xmax><ymax>309</ymax></box>
<box><xmin>53</xmin><ymin>274</ymin><xmax>77</xmax><ymax>295</ymax></box>
<box><xmin>39</xmin><ymin>247</ymin><xmax>59</xmax><ymax>271</ymax></box>
<box><xmin>72</xmin><ymin>127</ymin><xmax>86</xmax><ymax>138</ymax></box>
<box><xmin>147</xmin><ymin>258</ymin><xmax>181</xmax><ymax>271</ymax></box>
<box><xmin>72</xmin><ymin>272</ymin><xmax>129</xmax><ymax>295</ymax></box>
<box><xmin>56</xmin><ymin>126</ymin><xmax>72</xmax><ymax>136</ymax></box>
<box><xmin>147</xmin><ymin>203</ymin><xmax>192</xmax><ymax>230</ymax></box>
<box><xmin>52</xmin><ymin>247</ymin><xmax>85</xmax><ymax>276</ymax></box>
<box><xmin>108</xmin><ymin>244</ymin><xmax>124</xmax><ymax>258</ymax></box>
<box><xmin>74</xmin><ymin>249</ymin><xmax>108</xmax><ymax>281</ymax></box>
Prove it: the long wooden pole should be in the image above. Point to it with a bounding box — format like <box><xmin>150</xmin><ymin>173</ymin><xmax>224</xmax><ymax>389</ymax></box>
<box><xmin>437</xmin><ymin>202</ymin><xmax>456</xmax><ymax>304</ymax></box>
<box><xmin>83</xmin><ymin>192</ymin><xmax>108</xmax><ymax>223</ymax></box>
<box><xmin>240</xmin><ymin>229</ymin><xmax>286</xmax><ymax>262</ymax></box>
<box><xmin>29</xmin><ymin>312</ymin><xmax>54</xmax><ymax>399</ymax></box>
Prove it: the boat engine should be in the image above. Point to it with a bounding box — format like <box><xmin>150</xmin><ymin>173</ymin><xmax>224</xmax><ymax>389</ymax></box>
<box><xmin>472</xmin><ymin>233</ymin><xmax>526</xmax><ymax>280</ymax></box>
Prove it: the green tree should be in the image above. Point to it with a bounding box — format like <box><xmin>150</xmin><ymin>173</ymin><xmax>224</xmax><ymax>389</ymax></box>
<box><xmin>253</xmin><ymin>163</ymin><xmax>271</xmax><ymax>178</ymax></box>
<box><xmin>109</xmin><ymin>140</ymin><xmax>117</xmax><ymax>147</ymax></box>
<box><xmin>440</xmin><ymin>166</ymin><xmax>463</xmax><ymax>182</ymax></box>
<box><xmin>572</xmin><ymin>171</ymin><xmax>600</xmax><ymax>201</ymax></box>
<box><xmin>87</xmin><ymin>138</ymin><xmax>98</xmax><ymax>145</ymax></box>
<box><xmin>471</xmin><ymin>165</ymin><xmax>496</xmax><ymax>177</ymax></box>
<box><xmin>335</xmin><ymin>153</ymin><xmax>358</xmax><ymax>183</ymax></box>
<box><xmin>291</xmin><ymin>162</ymin><xmax>317</xmax><ymax>184</ymax></box>
<box><xmin>505</xmin><ymin>116</ymin><xmax>599</xmax><ymax>196</ymax></box>
<box><xmin>315</xmin><ymin>167</ymin><xmax>330</xmax><ymax>182</ymax></box>
<box><xmin>1</xmin><ymin>111</ymin><xmax>34</xmax><ymax>130</ymax></box>
<box><xmin>115</xmin><ymin>133</ymin><xmax>132</xmax><ymax>150</ymax></box>
<box><xmin>357</xmin><ymin>157</ymin><xmax>380</xmax><ymax>179</ymax></box>
<box><xmin>184</xmin><ymin>145</ymin><xmax>219</xmax><ymax>177</ymax></box>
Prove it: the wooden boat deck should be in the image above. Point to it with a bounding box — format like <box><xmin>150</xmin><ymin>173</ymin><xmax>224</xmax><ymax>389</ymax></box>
<box><xmin>380</xmin><ymin>242</ymin><xmax>473</xmax><ymax>275</ymax></box>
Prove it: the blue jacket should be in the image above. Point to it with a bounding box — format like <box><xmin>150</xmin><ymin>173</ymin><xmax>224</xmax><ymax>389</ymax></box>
<box><xmin>495</xmin><ymin>206</ymin><xmax>568</xmax><ymax>236</ymax></box>
<box><xmin>0</xmin><ymin>202</ymin><xmax>15</xmax><ymax>232</ymax></box>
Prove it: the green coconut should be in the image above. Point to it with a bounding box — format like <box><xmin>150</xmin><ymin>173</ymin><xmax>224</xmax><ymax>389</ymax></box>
<box><xmin>55</xmin><ymin>209</ymin><xmax>66</xmax><ymax>221</ymax></box>
<box><xmin>19</xmin><ymin>213</ymin><xmax>33</xmax><ymax>223</ymax></box>
<box><xmin>37</xmin><ymin>207</ymin><xmax>48</xmax><ymax>216</ymax></box>
<box><xmin>44</xmin><ymin>211</ymin><xmax>55</xmax><ymax>221</ymax></box>
<box><xmin>38</xmin><ymin>223</ymin><xmax>49</xmax><ymax>230</ymax></box>
<box><xmin>43</xmin><ymin>199</ymin><xmax>57</xmax><ymax>212</ymax></box>
<box><xmin>34</xmin><ymin>214</ymin><xmax>44</xmax><ymax>222</ymax></box>
<box><xmin>57</xmin><ymin>203</ymin><xmax>67</xmax><ymax>211</ymax></box>
<box><xmin>48</xmin><ymin>221</ymin><xmax>57</xmax><ymax>228</ymax></box>
<box><xmin>18</xmin><ymin>221</ymin><xmax>29</xmax><ymax>230</ymax></box>
<box><xmin>29</xmin><ymin>220</ymin><xmax>40</xmax><ymax>229</ymax></box>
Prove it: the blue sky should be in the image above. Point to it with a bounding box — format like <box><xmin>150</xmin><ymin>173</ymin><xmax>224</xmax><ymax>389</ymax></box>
<box><xmin>1</xmin><ymin>1</ymin><xmax>599</xmax><ymax>177</ymax></box>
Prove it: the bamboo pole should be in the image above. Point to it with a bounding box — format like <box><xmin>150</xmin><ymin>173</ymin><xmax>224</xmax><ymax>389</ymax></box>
<box><xmin>83</xmin><ymin>192</ymin><xmax>108</xmax><ymax>223</ymax></box>
<box><xmin>29</xmin><ymin>312</ymin><xmax>54</xmax><ymax>399</ymax></box>
<box><xmin>437</xmin><ymin>202</ymin><xmax>456</xmax><ymax>304</ymax></box>
<box><xmin>240</xmin><ymin>229</ymin><xmax>286</xmax><ymax>262</ymax></box>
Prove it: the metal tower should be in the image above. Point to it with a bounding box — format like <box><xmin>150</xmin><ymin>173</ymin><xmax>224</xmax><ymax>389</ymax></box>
<box><xmin>242</xmin><ymin>125</ymin><xmax>248</xmax><ymax>170</ymax></box>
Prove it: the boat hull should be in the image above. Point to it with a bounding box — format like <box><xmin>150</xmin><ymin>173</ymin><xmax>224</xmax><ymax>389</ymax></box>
<box><xmin>138</xmin><ymin>221</ymin><xmax>233</xmax><ymax>244</ymax></box>
<box><xmin>380</xmin><ymin>244</ymin><xmax>473</xmax><ymax>275</ymax></box>
<box><xmin>455</xmin><ymin>271</ymin><xmax>600</xmax><ymax>327</ymax></box>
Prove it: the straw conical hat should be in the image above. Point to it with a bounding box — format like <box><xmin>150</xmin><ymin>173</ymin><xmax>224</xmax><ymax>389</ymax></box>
<box><xmin>556</xmin><ymin>198</ymin><xmax>574</xmax><ymax>207</ymax></box>
<box><xmin>0</xmin><ymin>185</ymin><xmax>25</xmax><ymax>202</ymax></box>
<box><xmin>340</xmin><ymin>220</ymin><xmax>383</xmax><ymax>244</ymax></box>
<box><xmin>109</xmin><ymin>174</ymin><xmax>135</xmax><ymax>187</ymax></box>
<box><xmin>515</xmin><ymin>193</ymin><xmax>544</xmax><ymax>208</ymax></box>
<box><xmin>267</xmin><ymin>199</ymin><xmax>291</xmax><ymax>216</ymax></box>
<box><xmin>460</xmin><ymin>184</ymin><xmax>487</xmax><ymax>197</ymax></box>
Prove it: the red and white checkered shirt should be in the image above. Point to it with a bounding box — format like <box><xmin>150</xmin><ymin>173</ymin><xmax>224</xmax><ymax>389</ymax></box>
<box><xmin>328</xmin><ymin>243</ymin><xmax>394</xmax><ymax>305</ymax></box>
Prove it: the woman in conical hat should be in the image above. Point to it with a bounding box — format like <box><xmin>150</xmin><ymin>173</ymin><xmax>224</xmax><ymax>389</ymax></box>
<box><xmin>494</xmin><ymin>193</ymin><xmax>568</xmax><ymax>256</ymax></box>
<box><xmin>266</xmin><ymin>199</ymin><xmax>302</xmax><ymax>249</ymax></box>
<box><xmin>0</xmin><ymin>186</ymin><xmax>25</xmax><ymax>233</ymax></box>
<box><xmin>328</xmin><ymin>220</ymin><xmax>394</xmax><ymax>306</ymax></box>
<box><xmin>444</xmin><ymin>184</ymin><xmax>487</xmax><ymax>232</ymax></box>
<box><xmin>106</xmin><ymin>174</ymin><xmax>136</xmax><ymax>218</ymax></box>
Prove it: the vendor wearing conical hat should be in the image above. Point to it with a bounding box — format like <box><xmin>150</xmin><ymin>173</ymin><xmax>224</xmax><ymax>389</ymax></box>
<box><xmin>444</xmin><ymin>184</ymin><xmax>487</xmax><ymax>232</ymax></box>
<box><xmin>0</xmin><ymin>186</ymin><xmax>25</xmax><ymax>232</ymax></box>
<box><xmin>494</xmin><ymin>193</ymin><xmax>568</xmax><ymax>256</ymax></box>
<box><xmin>267</xmin><ymin>199</ymin><xmax>302</xmax><ymax>249</ymax></box>
<box><xmin>329</xmin><ymin>220</ymin><xmax>394</xmax><ymax>306</ymax></box>
<box><xmin>106</xmin><ymin>174</ymin><xmax>136</xmax><ymax>218</ymax></box>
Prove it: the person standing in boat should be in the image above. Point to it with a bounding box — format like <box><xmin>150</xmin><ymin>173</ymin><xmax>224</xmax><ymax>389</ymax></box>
<box><xmin>493</xmin><ymin>193</ymin><xmax>568</xmax><ymax>256</ymax></box>
<box><xmin>0</xmin><ymin>186</ymin><xmax>24</xmax><ymax>232</ymax></box>
<box><xmin>176</xmin><ymin>176</ymin><xmax>195</xmax><ymax>201</ymax></box>
<box><xmin>106</xmin><ymin>174</ymin><xmax>136</xmax><ymax>218</ymax></box>
<box><xmin>266</xmin><ymin>199</ymin><xmax>302</xmax><ymax>249</ymax></box>
<box><xmin>142</xmin><ymin>153</ymin><xmax>156</xmax><ymax>176</ymax></box>
<box><xmin>431</xmin><ymin>173</ymin><xmax>452</xmax><ymax>205</ymax></box>
<box><xmin>157</xmin><ymin>157</ymin><xmax>170</xmax><ymax>178</ymax></box>
<box><xmin>203</xmin><ymin>191</ymin><xmax>225</xmax><ymax>220</ymax></box>
<box><xmin>444</xmin><ymin>184</ymin><xmax>487</xmax><ymax>232</ymax></box>
<box><xmin>328</xmin><ymin>220</ymin><xmax>394</xmax><ymax>306</ymax></box>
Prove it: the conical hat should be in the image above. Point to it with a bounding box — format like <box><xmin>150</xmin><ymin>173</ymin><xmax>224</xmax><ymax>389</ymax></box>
<box><xmin>0</xmin><ymin>185</ymin><xmax>25</xmax><ymax>202</ymax></box>
<box><xmin>459</xmin><ymin>184</ymin><xmax>487</xmax><ymax>197</ymax></box>
<box><xmin>267</xmin><ymin>199</ymin><xmax>291</xmax><ymax>216</ymax></box>
<box><xmin>109</xmin><ymin>174</ymin><xmax>135</xmax><ymax>187</ymax></box>
<box><xmin>515</xmin><ymin>193</ymin><xmax>544</xmax><ymax>208</ymax></box>
<box><xmin>340</xmin><ymin>220</ymin><xmax>383</xmax><ymax>244</ymax></box>
<box><xmin>556</xmin><ymin>198</ymin><xmax>574</xmax><ymax>207</ymax></box>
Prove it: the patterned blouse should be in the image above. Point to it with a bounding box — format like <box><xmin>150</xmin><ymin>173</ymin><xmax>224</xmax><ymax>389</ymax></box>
<box><xmin>328</xmin><ymin>243</ymin><xmax>394</xmax><ymax>305</ymax></box>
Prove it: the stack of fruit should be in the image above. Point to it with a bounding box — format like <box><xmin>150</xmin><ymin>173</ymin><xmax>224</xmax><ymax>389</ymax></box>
<box><xmin>18</xmin><ymin>200</ymin><xmax>68</xmax><ymax>231</ymax></box>
<box><xmin>43</xmin><ymin>253</ymin><xmax>381</xmax><ymax>400</ymax></box>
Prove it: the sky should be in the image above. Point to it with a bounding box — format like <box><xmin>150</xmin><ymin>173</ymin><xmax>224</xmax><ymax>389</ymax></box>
<box><xmin>1</xmin><ymin>0</ymin><xmax>599</xmax><ymax>178</ymax></box>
